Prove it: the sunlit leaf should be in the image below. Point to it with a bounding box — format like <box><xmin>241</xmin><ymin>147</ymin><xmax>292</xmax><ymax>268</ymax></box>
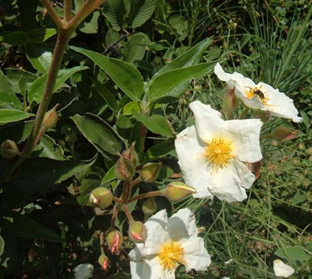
<box><xmin>132</xmin><ymin>111</ymin><xmax>175</xmax><ymax>137</ymax></box>
<box><xmin>71</xmin><ymin>113</ymin><xmax>123</xmax><ymax>156</ymax></box>
<box><xmin>71</xmin><ymin>46</ymin><xmax>144</xmax><ymax>100</ymax></box>
<box><xmin>0</xmin><ymin>109</ymin><xmax>34</xmax><ymax>124</ymax></box>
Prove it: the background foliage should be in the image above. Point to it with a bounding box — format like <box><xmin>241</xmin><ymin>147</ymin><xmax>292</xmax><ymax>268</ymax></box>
<box><xmin>0</xmin><ymin>0</ymin><xmax>311</xmax><ymax>278</ymax></box>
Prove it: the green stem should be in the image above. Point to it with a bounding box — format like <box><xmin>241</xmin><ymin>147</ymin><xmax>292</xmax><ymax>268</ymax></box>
<box><xmin>64</xmin><ymin>0</ymin><xmax>73</xmax><ymax>22</ymax></box>
<box><xmin>42</xmin><ymin>0</ymin><xmax>64</xmax><ymax>28</ymax></box>
<box><xmin>128</xmin><ymin>191</ymin><xmax>164</xmax><ymax>203</ymax></box>
<box><xmin>122</xmin><ymin>204</ymin><xmax>134</xmax><ymax>222</ymax></box>
<box><xmin>120</xmin><ymin>181</ymin><xmax>132</xmax><ymax>204</ymax></box>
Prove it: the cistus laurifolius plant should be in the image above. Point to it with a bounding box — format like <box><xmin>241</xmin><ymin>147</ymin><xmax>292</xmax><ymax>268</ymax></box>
<box><xmin>0</xmin><ymin>1</ymin><xmax>308</xmax><ymax>278</ymax></box>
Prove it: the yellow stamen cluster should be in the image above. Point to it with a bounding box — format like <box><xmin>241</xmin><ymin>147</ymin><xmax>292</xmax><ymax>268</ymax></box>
<box><xmin>204</xmin><ymin>137</ymin><xmax>233</xmax><ymax>169</ymax></box>
<box><xmin>158</xmin><ymin>241</ymin><xmax>185</xmax><ymax>271</ymax></box>
<box><xmin>246</xmin><ymin>87</ymin><xmax>269</xmax><ymax>105</ymax></box>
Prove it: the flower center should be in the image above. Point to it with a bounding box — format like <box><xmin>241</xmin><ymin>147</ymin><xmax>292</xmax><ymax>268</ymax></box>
<box><xmin>246</xmin><ymin>87</ymin><xmax>268</xmax><ymax>105</ymax></box>
<box><xmin>204</xmin><ymin>137</ymin><xmax>233</xmax><ymax>169</ymax></box>
<box><xmin>158</xmin><ymin>241</ymin><xmax>184</xmax><ymax>271</ymax></box>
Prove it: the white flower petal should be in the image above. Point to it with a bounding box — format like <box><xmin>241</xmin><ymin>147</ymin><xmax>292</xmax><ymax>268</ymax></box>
<box><xmin>144</xmin><ymin>210</ymin><xmax>170</xmax><ymax>250</ymax></box>
<box><xmin>182</xmin><ymin>237</ymin><xmax>211</xmax><ymax>272</ymax></box>
<box><xmin>225</xmin><ymin>118</ymin><xmax>263</xmax><ymax>163</ymax></box>
<box><xmin>214</xmin><ymin>63</ymin><xmax>256</xmax><ymax>97</ymax></box>
<box><xmin>130</xmin><ymin>258</ymin><xmax>175</xmax><ymax>279</ymax></box>
<box><xmin>257</xmin><ymin>82</ymin><xmax>302</xmax><ymax>123</ymax></box>
<box><xmin>73</xmin><ymin>264</ymin><xmax>94</xmax><ymax>279</ymax></box>
<box><xmin>273</xmin><ymin>259</ymin><xmax>295</xmax><ymax>278</ymax></box>
<box><xmin>189</xmin><ymin>101</ymin><xmax>225</xmax><ymax>142</ymax></box>
<box><xmin>175</xmin><ymin>126</ymin><xmax>213</xmax><ymax>199</ymax></box>
<box><xmin>232</xmin><ymin>160</ymin><xmax>255</xmax><ymax>190</ymax></box>
<box><xmin>207</xmin><ymin>164</ymin><xmax>252</xmax><ymax>202</ymax></box>
<box><xmin>167</xmin><ymin>208</ymin><xmax>197</xmax><ymax>241</ymax></box>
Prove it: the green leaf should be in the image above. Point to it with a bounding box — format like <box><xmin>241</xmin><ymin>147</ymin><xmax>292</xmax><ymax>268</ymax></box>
<box><xmin>28</xmin><ymin>66</ymin><xmax>88</xmax><ymax>104</ymax></box>
<box><xmin>0</xmin><ymin>109</ymin><xmax>34</xmax><ymax>124</ymax></box>
<box><xmin>101</xmin><ymin>164</ymin><xmax>116</xmax><ymax>184</ymax></box>
<box><xmin>71</xmin><ymin>46</ymin><xmax>144</xmax><ymax>100</ymax></box>
<box><xmin>17</xmin><ymin>0</ymin><xmax>38</xmax><ymax>32</ymax></box>
<box><xmin>146</xmin><ymin>140</ymin><xmax>175</xmax><ymax>159</ymax></box>
<box><xmin>32</xmin><ymin>135</ymin><xmax>67</xmax><ymax>160</ymax></box>
<box><xmin>156</xmin><ymin>38</ymin><xmax>212</xmax><ymax>76</ymax></box>
<box><xmin>0</xmin><ymin>31</ymin><xmax>28</xmax><ymax>45</ymax></box>
<box><xmin>0</xmin><ymin>120</ymin><xmax>33</xmax><ymax>144</ymax></box>
<box><xmin>79</xmin><ymin>11</ymin><xmax>100</xmax><ymax>34</ymax></box>
<box><xmin>92</xmin><ymin>78</ymin><xmax>117</xmax><ymax>111</ymax></box>
<box><xmin>0</xmin><ymin>93</ymin><xmax>22</xmax><ymax>108</ymax></box>
<box><xmin>0</xmin><ymin>70</ymin><xmax>14</xmax><ymax>94</ymax></box>
<box><xmin>130</xmin><ymin>0</ymin><xmax>156</xmax><ymax>29</ymax></box>
<box><xmin>275</xmin><ymin>246</ymin><xmax>310</xmax><ymax>262</ymax></box>
<box><xmin>13</xmin><ymin>213</ymin><xmax>62</xmax><ymax>243</ymax></box>
<box><xmin>124</xmin><ymin>33</ymin><xmax>151</xmax><ymax>63</ymax></box>
<box><xmin>5</xmin><ymin>68</ymin><xmax>38</xmax><ymax>94</ymax></box>
<box><xmin>26</xmin><ymin>44</ymin><xmax>53</xmax><ymax>73</ymax></box>
<box><xmin>7</xmin><ymin>157</ymin><xmax>96</xmax><ymax>194</ymax></box>
<box><xmin>147</xmin><ymin>62</ymin><xmax>214</xmax><ymax>101</ymax></box>
<box><xmin>27</xmin><ymin>28</ymin><xmax>57</xmax><ymax>43</ymax></box>
<box><xmin>169</xmin><ymin>15</ymin><xmax>188</xmax><ymax>41</ymax></box>
<box><xmin>103</xmin><ymin>0</ymin><xmax>125</xmax><ymax>31</ymax></box>
<box><xmin>0</xmin><ymin>234</ymin><xmax>4</xmax><ymax>257</ymax></box>
<box><xmin>71</xmin><ymin>113</ymin><xmax>123</xmax><ymax>156</ymax></box>
<box><xmin>132</xmin><ymin>111</ymin><xmax>175</xmax><ymax>137</ymax></box>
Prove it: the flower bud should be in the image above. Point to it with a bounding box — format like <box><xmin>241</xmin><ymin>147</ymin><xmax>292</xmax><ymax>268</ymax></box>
<box><xmin>123</xmin><ymin>142</ymin><xmax>139</xmax><ymax>167</ymax></box>
<box><xmin>128</xmin><ymin>221</ymin><xmax>147</xmax><ymax>243</ymax></box>
<box><xmin>271</xmin><ymin>126</ymin><xmax>298</xmax><ymax>141</ymax></box>
<box><xmin>0</xmin><ymin>139</ymin><xmax>21</xmax><ymax>159</ymax></box>
<box><xmin>223</xmin><ymin>88</ymin><xmax>238</xmax><ymax>119</ymax></box>
<box><xmin>139</xmin><ymin>162</ymin><xmax>162</xmax><ymax>183</ymax></box>
<box><xmin>98</xmin><ymin>254</ymin><xmax>109</xmax><ymax>271</ymax></box>
<box><xmin>42</xmin><ymin>104</ymin><xmax>59</xmax><ymax>130</ymax></box>
<box><xmin>115</xmin><ymin>155</ymin><xmax>135</xmax><ymax>181</ymax></box>
<box><xmin>142</xmin><ymin>198</ymin><xmax>157</xmax><ymax>218</ymax></box>
<box><xmin>163</xmin><ymin>182</ymin><xmax>196</xmax><ymax>202</ymax></box>
<box><xmin>106</xmin><ymin>229</ymin><xmax>122</xmax><ymax>254</ymax></box>
<box><xmin>89</xmin><ymin>187</ymin><xmax>113</xmax><ymax>210</ymax></box>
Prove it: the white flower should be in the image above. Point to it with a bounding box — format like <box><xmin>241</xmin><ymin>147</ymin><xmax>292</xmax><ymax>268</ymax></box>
<box><xmin>73</xmin><ymin>264</ymin><xmax>94</xmax><ymax>279</ymax></box>
<box><xmin>175</xmin><ymin>100</ymin><xmax>263</xmax><ymax>202</ymax></box>
<box><xmin>214</xmin><ymin>63</ymin><xmax>302</xmax><ymax>123</ymax></box>
<box><xmin>273</xmin><ymin>259</ymin><xmax>295</xmax><ymax>278</ymax></box>
<box><xmin>129</xmin><ymin>208</ymin><xmax>211</xmax><ymax>279</ymax></box>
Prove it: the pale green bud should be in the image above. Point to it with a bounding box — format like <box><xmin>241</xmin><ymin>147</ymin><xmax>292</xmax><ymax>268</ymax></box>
<box><xmin>0</xmin><ymin>139</ymin><xmax>21</xmax><ymax>159</ymax></box>
<box><xmin>106</xmin><ymin>229</ymin><xmax>122</xmax><ymax>254</ymax></box>
<box><xmin>142</xmin><ymin>198</ymin><xmax>157</xmax><ymax>218</ymax></box>
<box><xmin>164</xmin><ymin>182</ymin><xmax>196</xmax><ymax>202</ymax></box>
<box><xmin>128</xmin><ymin>221</ymin><xmax>147</xmax><ymax>243</ymax></box>
<box><xmin>115</xmin><ymin>155</ymin><xmax>135</xmax><ymax>181</ymax></box>
<box><xmin>98</xmin><ymin>254</ymin><xmax>109</xmax><ymax>271</ymax></box>
<box><xmin>140</xmin><ymin>162</ymin><xmax>162</xmax><ymax>183</ymax></box>
<box><xmin>89</xmin><ymin>187</ymin><xmax>113</xmax><ymax>210</ymax></box>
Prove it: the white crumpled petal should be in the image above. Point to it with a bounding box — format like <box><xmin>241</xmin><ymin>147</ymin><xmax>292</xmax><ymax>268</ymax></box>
<box><xmin>273</xmin><ymin>259</ymin><xmax>295</xmax><ymax>278</ymax></box>
<box><xmin>73</xmin><ymin>264</ymin><xmax>94</xmax><ymax>279</ymax></box>
<box><xmin>175</xmin><ymin>126</ymin><xmax>213</xmax><ymax>199</ymax></box>
<box><xmin>167</xmin><ymin>208</ymin><xmax>198</xmax><ymax>241</ymax></box>
<box><xmin>130</xmin><ymin>257</ymin><xmax>174</xmax><ymax>279</ymax></box>
<box><xmin>207</xmin><ymin>162</ymin><xmax>253</xmax><ymax>202</ymax></box>
<box><xmin>257</xmin><ymin>82</ymin><xmax>302</xmax><ymax>123</ymax></box>
<box><xmin>182</xmin><ymin>237</ymin><xmax>211</xmax><ymax>272</ymax></box>
<box><xmin>214</xmin><ymin>63</ymin><xmax>302</xmax><ymax>123</ymax></box>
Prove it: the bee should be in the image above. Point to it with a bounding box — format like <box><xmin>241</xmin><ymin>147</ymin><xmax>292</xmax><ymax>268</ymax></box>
<box><xmin>253</xmin><ymin>89</ymin><xmax>265</xmax><ymax>100</ymax></box>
